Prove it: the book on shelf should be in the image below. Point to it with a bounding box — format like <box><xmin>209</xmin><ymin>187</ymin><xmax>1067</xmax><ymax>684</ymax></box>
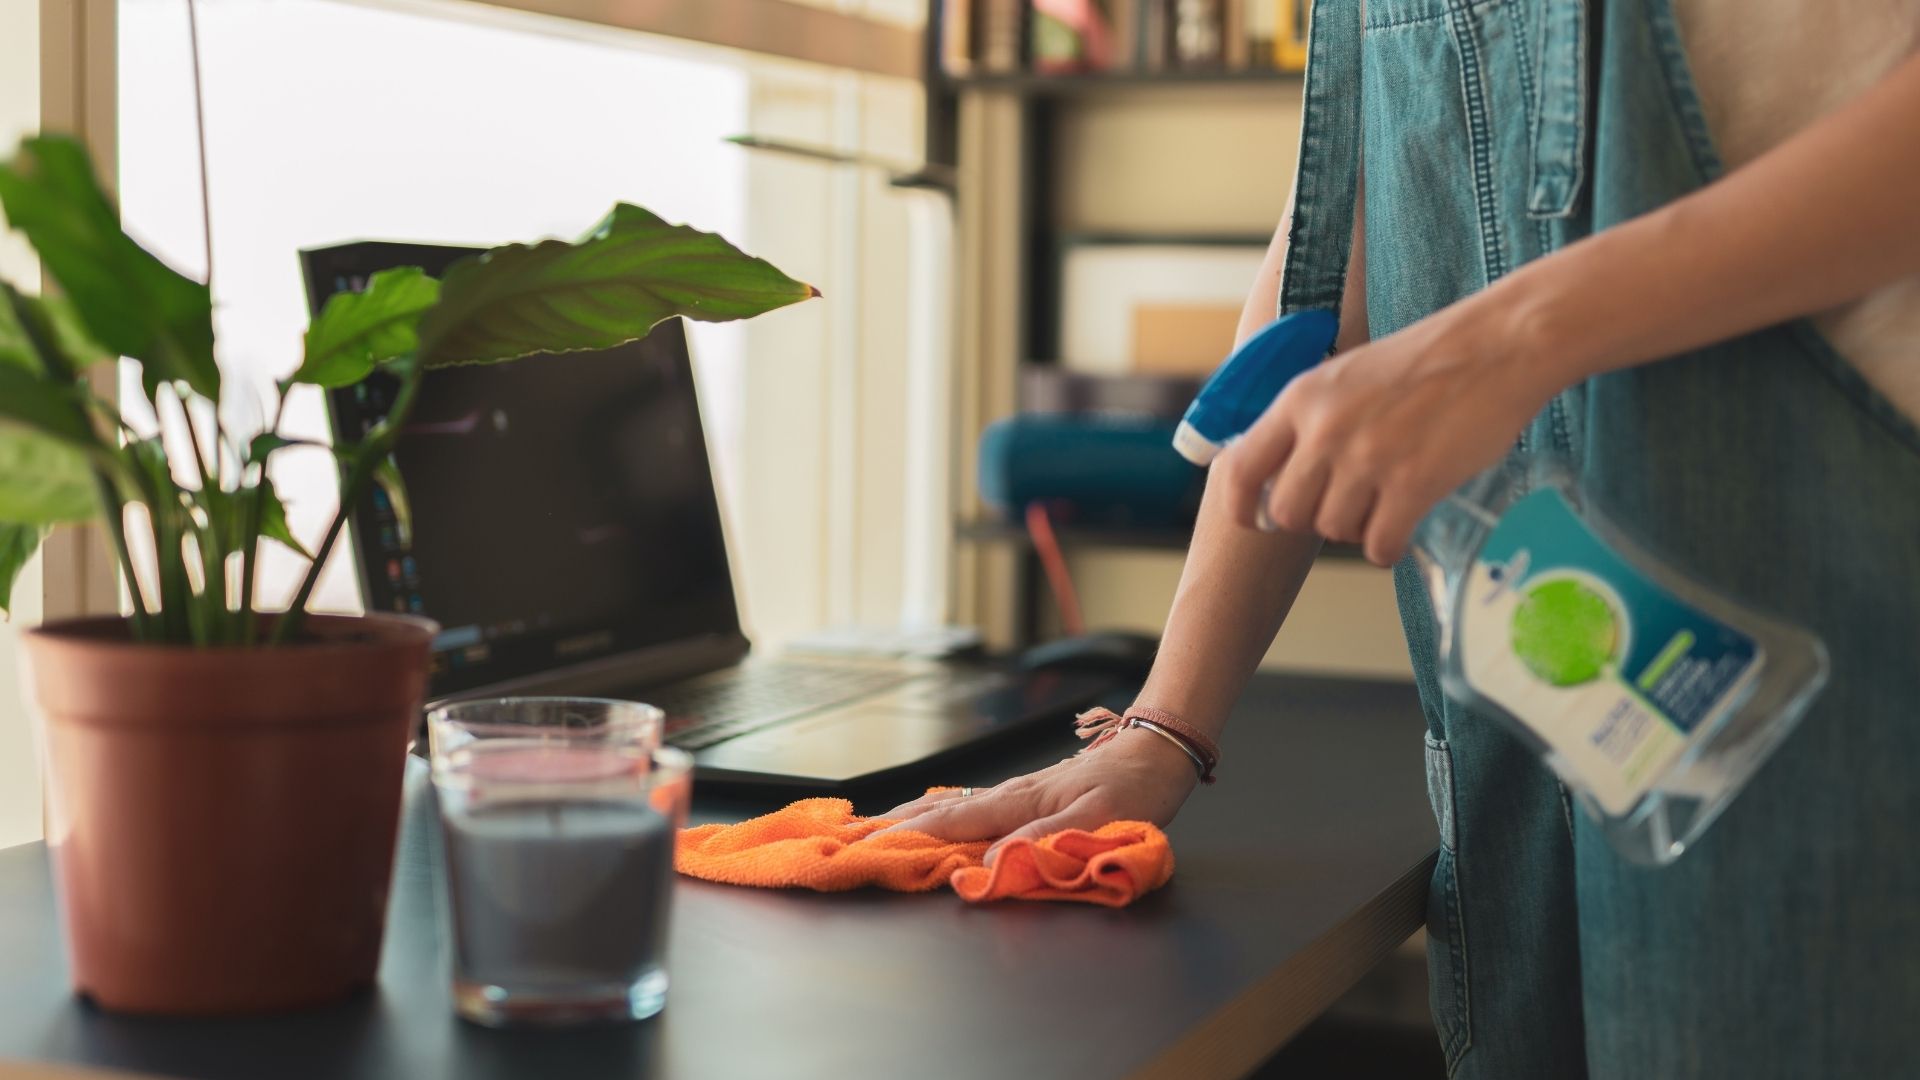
<box><xmin>1223</xmin><ymin>0</ymin><xmax>1250</xmax><ymax>69</ymax></box>
<box><xmin>1032</xmin><ymin>0</ymin><xmax>1117</xmax><ymax>73</ymax></box>
<box><xmin>1109</xmin><ymin>0</ymin><xmax>1138</xmax><ymax>72</ymax></box>
<box><xmin>938</xmin><ymin>0</ymin><xmax>1309</xmax><ymax>79</ymax></box>
<box><xmin>1246</xmin><ymin>0</ymin><xmax>1278</xmax><ymax>66</ymax></box>
<box><xmin>1272</xmin><ymin>0</ymin><xmax>1309</xmax><ymax>70</ymax></box>
<box><xmin>1172</xmin><ymin>0</ymin><xmax>1223</xmax><ymax>68</ymax></box>
<box><xmin>942</xmin><ymin>0</ymin><xmax>976</xmax><ymax>76</ymax></box>
<box><xmin>982</xmin><ymin>0</ymin><xmax>1028</xmax><ymax>73</ymax></box>
<box><xmin>1139</xmin><ymin>0</ymin><xmax>1171</xmax><ymax>71</ymax></box>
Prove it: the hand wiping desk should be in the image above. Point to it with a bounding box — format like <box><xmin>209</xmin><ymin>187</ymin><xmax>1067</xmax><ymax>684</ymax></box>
<box><xmin>675</xmin><ymin>793</ymin><xmax>1173</xmax><ymax>907</ymax></box>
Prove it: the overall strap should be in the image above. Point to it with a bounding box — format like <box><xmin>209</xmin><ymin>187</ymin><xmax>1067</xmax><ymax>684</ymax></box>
<box><xmin>1528</xmin><ymin>0</ymin><xmax>1591</xmax><ymax>217</ymax></box>
<box><xmin>1277</xmin><ymin>0</ymin><xmax>1364</xmax><ymax>317</ymax></box>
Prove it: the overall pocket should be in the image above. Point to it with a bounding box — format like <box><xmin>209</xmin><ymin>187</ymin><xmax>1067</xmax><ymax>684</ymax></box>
<box><xmin>1787</xmin><ymin>320</ymin><xmax>1920</xmax><ymax>463</ymax></box>
<box><xmin>1423</xmin><ymin>732</ymin><xmax>1473</xmax><ymax>1074</ymax></box>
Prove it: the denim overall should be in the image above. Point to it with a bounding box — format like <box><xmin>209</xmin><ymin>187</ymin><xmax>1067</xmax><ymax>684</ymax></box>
<box><xmin>1282</xmin><ymin>1</ymin><xmax>1920</xmax><ymax>1075</ymax></box>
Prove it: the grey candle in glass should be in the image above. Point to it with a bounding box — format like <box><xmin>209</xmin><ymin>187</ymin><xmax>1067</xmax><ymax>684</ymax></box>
<box><xmin>428</xmin><ymin>698</ymin><xmax>689</xmax><ymax>1026</ymax></box>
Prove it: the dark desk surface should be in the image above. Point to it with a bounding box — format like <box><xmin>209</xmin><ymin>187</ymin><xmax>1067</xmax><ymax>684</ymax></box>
<box><xmin>0</xmin><ymin>674</ymin><xmax>1436</xmax><ymax>1080</ymax></box>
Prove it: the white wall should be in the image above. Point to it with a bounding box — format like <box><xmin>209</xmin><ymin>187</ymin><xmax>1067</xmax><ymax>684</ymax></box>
<box><xmin>1052</xmin><ymin>86</ymin><xmax>1304</xmax><ymax>235</ymax></box>
<box><xmin>727</xmin><ymin>68</ymin><xmax>935</xmax><ymax>645</ymax></box>
<box><xmin>1065</xmin><ymin>553</ymin><xmax>1412</xmax><ymax>679</ymax></box>
<box><xmin>0</xmin><ymin>1</ymin><xmax>46</xmax><ymax>849</ymax></box>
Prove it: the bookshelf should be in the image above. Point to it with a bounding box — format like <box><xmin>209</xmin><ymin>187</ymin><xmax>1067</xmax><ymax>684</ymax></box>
<box><xmin>933</xmin><ymin>1</ymin><xmax>1320</xmax><ymax>647</ymax></box>
<box><xmin>935</xmin><ymin>0</ymin><xmax>1310</xmax><ymax>84</ymax></box>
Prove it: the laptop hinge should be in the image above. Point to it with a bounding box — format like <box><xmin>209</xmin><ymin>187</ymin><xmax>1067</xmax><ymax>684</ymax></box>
<box><xmin>429</xmin><ymin>632</ymin><xmax>751</xmax><ymax>706</ymax></box>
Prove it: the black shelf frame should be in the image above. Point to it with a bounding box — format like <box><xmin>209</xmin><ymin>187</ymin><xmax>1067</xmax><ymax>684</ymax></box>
<box><xmin>937</xmin><ymin>70</ymin><xmax>1303</xmax><ymax>96</ymax></box>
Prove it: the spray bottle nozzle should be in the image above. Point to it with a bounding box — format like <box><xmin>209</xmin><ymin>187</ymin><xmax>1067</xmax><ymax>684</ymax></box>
<box><xmin>1172</xmin><ymin>307</ymin><xmax>1340</xmax><ymax>466</ymax></box>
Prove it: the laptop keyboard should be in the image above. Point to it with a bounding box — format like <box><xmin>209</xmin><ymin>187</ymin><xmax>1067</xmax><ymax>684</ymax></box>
<box><xmin>651</xmin><ymin>664</ymin><xmax>919</xmax><ymax>750</ymax></box>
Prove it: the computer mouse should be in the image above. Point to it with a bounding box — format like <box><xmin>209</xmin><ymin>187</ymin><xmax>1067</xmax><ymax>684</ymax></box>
<box><xmin>1017</xmin><ymin>631</ymin><xmax>1161</xmax><ymax>677</ymax></box>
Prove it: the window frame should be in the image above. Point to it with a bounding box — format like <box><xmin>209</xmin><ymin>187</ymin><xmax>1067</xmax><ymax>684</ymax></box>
<box><xmin>342</xmin><ymin>0</ymin><xmax>922</xmax><ymax>79</ymax></box>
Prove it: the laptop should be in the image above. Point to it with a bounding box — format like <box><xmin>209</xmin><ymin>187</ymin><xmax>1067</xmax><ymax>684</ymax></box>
<box><xmin>302</xmin><ymin>241</ymin><xmax>1112</xmax><ymax>788</ymax></box>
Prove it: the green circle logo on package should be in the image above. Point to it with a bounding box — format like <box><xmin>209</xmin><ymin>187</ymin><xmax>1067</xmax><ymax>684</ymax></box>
<box><xmin>1510</xmin><ymin>578</ymin><xmax>1619</xmax><ymax>686</ymax></box>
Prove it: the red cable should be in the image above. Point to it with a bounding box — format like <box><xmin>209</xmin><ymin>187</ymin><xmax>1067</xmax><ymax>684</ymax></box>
<box><xmin>1024</xmin><ymin>502</ymin><xmax>1085</xmax><ymax>637</ymax></box>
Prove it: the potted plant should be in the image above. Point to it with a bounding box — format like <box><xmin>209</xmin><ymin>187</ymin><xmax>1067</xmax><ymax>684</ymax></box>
<box><xmin>0</xmin><ymin>134</ymin><xmax>816</xmax><ymax>1015</ymax></box>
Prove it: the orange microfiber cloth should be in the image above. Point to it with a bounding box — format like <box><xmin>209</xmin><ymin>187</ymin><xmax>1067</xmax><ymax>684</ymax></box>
<box><xmin>676</xmin><ymin>797</ymin><xmax>1173</xmax><ymax>908</ymax></box>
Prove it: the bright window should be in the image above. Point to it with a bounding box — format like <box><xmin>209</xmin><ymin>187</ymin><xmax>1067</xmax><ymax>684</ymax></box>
<box><xmin>119</xmin><ymin>0</ymin><xmax>942</xmax><ymax>648</ymax></box>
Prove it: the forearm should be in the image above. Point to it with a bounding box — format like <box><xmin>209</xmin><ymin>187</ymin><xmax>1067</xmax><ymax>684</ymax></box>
<box><xmin>1470</xmin><ymin>52</ymin><xmax>1920</xmax><ymax>389</ymax></box>
<box><xmin>1137</xmin><ymin>200</ymin><xmax>1372</xmax><ymax>739</ymax></box>
<box><xmin>1137</xmin><ymin>475</ymin><xmax>1319</xmax><ymax>739</ymax></box>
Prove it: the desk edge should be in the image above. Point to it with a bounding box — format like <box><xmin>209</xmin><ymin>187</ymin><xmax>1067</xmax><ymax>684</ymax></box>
<box><xmin>1128</xmin><ymin>848</ymin><xmax>1439</xmax><ymax>1080</ymax></box>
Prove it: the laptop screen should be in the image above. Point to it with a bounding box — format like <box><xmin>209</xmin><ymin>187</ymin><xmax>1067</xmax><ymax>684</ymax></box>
<box><xmin>303</xmin><ymin>241</ymin><xmax>743</xmax><ymax>696</ymax></box>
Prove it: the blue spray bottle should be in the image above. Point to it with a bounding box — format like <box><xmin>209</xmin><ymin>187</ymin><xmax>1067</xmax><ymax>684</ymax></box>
<box><xmin>1176</xmin><ymin>310</ymin><xmax>1829</xmax><ymax>865</ymax></box>
<box><xmin>1171</xmin><ymin>308</ymin><xmax>1339</xmax><ymax>467</ymax></box>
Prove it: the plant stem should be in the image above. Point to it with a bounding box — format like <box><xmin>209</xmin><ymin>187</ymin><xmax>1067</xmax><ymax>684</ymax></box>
<box><xmin>268</xmin><ymin>451</ymin><xmax>371</xmax><ymax>646</ymax></box>
<box><xmin>237</xmin><ymin>386</ymin><xmax>292</xmax><ymax>646</ymax></box>
<box><xmin>185</xmin><ymin>0</ymin><xmax>215</xmax><ymax>295</ymax></box>
<box><xmin>186</xmin><ymin>0</ymin><xmax>231</xmax><ymax>496</ymax></box>
<box><xmin>184</xmin><ymin>0</ymin><xmax>236</xmax><ymax>641</ymax></box>
<box><xmin>134</xmin><ymin>451</ymin><xmax>193</xmax><ymax>644</ymax></box>
<box><xmin>91</xmin><ymin>472</ymin><xmax>153</xmax><ymax>639</ymax></box>
<box><xmin>271</xmin><ymin>367</ymin><xmax>423</xmax><ymax>645</ymax></box>
<box><xmin>169</xmin><ymin>386</ymin><xmax>227</xmax><ymax>642</ymax></box>
<box><xmin>236</xmin><ymin>486</ymin><xmax>263</xmax><ymax>645</ymax></box>
<box><xmin>175</xmin><ymin>383</ymin><xmax>218</xmax><ymax>490</ymax></box>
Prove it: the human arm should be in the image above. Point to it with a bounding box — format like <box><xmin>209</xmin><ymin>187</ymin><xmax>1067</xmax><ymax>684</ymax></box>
<box><xmin>877</xmin><ymin>198</ymin><xmax>1373</xmax><ymax>854</ymax></box>
<box><xmin>1224</xmin><ymin>52</ymin><xmax>1920</xmax><ymax>565</ymax></box>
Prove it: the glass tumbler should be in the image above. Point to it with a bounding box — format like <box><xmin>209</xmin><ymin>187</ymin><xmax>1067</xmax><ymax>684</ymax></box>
<box><xmin>427</xmin><ymin>698</ymin><xmax>690</xmax><ymax>1026</ymax></box>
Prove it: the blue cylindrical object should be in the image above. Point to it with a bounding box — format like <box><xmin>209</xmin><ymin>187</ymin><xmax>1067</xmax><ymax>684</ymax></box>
<box><xmin>978</xmin><ymin>414</ymin><xmax>1202</xmax><ymax>527</ymax></box>
<box><xmin>1171</xmin><ymin>308</ymin><xmax>1340</xmax><ymax>465</ymax></box>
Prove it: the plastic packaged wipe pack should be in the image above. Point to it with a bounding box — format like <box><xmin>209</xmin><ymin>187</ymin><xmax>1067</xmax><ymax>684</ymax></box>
<box><xmin>1179</xmin><ymin>310</ymin><xmax>1829</xmax><ymax>864</ymax></box>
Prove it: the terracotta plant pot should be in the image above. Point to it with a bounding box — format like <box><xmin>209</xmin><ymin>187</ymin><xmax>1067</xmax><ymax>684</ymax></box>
<box><xmin>20</xmin><ymin>613</ymin><xmax>437</xmax><ymax>1015</ymax></box>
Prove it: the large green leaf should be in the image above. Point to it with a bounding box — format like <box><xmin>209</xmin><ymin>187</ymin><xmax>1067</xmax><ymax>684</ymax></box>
<box><xmin>245</xmin><ymin>432</ymin><xmax>326</xmax><ymax>466</ymax></box>
<box><xmin>293</xmin><ymin>266</ymin><xmax>440</xmax><ymax>388</ymax></box>
<box><xmin>25</xmin><ymin>293</ymin><xmax>112</xmax><ymax>372</ymax></box>
<box><xmin>0</xmin><ymin>287</ymin><xmax>113</xmax><ymax>383</ymax></box>
<box><xmin>0</xmin><ymin>522</ymin><xmax>45</xmax><ymax>617</ymax></box>
<box><xmin>0</xmin><ymin>429</ymin><xmax>95</xmax><ymax>524</ymax></box>
<box><xmin>415</xmin><ymin>203</ymin><xmax>817</xmax><ymax>368</ymax></box>
<box><xmin>242</xmin><ymin>435</ymin><xmax>322</xmax><ymax>558</ymax></box>
<box><xmin>0</xmin><ymin>283</ymin><xmax>32</xmax><ymax>372</ymax></box>
<box><xmin>0</xmin><ymin>136</ymin><xmax>218</xmax><ymax>399</ymax></box>
<box><xmin>0</xmin><ymin>363</ymin><xmax>95</xmax><ymax>446</ymax></box>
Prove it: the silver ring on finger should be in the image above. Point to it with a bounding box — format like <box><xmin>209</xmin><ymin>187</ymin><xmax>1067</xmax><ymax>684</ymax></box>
<box><xmin>1256</xmin><ymin>477</ymin><xmax>1280</xmax><ymax>533</ymax></box>
<box><xmin>959</xmin><ymin>787</ymin><xmax>976</xmax><ymax>797</ymax></box>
